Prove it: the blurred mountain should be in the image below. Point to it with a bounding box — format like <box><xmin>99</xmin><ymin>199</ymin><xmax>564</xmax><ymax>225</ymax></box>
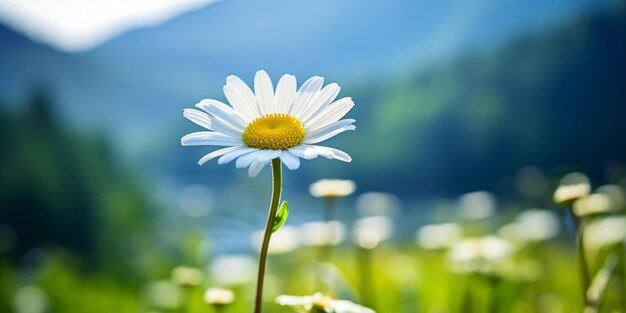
<box><xmin>0</xmin><ymin>0</ymin><xmax>606</xmax><ymax>149</ymax></box>
<box><xmin>346</xmin><ymin>4</ymin><xmax>626</xmax><ymax>194</ymax></box>
<box><xmin>0</xmin><ymin>0</ymin><xmax>624</xmax><ymax>196</ymax></box>
<box><xmin>88</xmin><ymin>0</ymin><xmax>588</xmax><ymax>77</ymax></box>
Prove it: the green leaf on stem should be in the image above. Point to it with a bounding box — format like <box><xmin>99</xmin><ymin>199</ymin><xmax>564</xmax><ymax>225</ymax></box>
<box><xmin>272</xmin><ymin>201</ymin><xmax>289</xmax><ymax>233</ymax></box>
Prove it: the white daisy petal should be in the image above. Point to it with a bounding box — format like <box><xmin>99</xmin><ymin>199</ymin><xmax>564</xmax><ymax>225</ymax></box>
<box><xmin>305</xmin><ymin>119</ymin><xmax>355</xmax><ymax>141</ymax></box>
<box><xmin>288</xmin><ymin>146</ymin><xmax>319</xmax><ymax>160</ymax></box>
<box><xmin>238</xmin><ymin>150</ymin><xmax>281</xmax><ymax>174</ymax></box>
<box><xmin>181</xmin><ymin>132</ymin><xmax>242</xmax><ymax>146</ymax></box>
<box><xmin>275</xmin><ymin>74</ymin><xmax>296</xmax><ymax>114</ymax></box>
<box><xmin>208</xmin><ymin>115</ymin><xmax>243</xmax><ymax>139</ymax></box>
<box><xmin>299</xmin><ymin>83</ymin><xmax>341</xmax><ymax>124</ymax></box>
<box><xmin>276</xmin><ymin>295</ymin><xmax>313</xmax><ymax>306</ymax></box>
<box><xmin>236</xmin><ymin>150</ymin><xmax>266</xmax><ymax>168</ymax></box>
<box><xmin>257</xmin><ymin>150</ymin><xmax>282</xmax><ymax>163</ymax></box>
<box><xmin>196</xmin><ymin>99</ymin><xmax>247</xmax><ymax>130</ymax></box>
<box><xmin>307</xmin><ymin>145</ymin><xmax>352</xmax><ymax>162</ymax></box>
<box><xmin>183</xmin><ymin>109</ymin><xmax>212</xmax><ymax>130</ymax></box>
<box><xmin>289</xmin><ymin>76</ymin><xmax>323</xmax><ymax>118</ymax></box>
<box><xmin>280</xmin><ymin>151</ymin><xmax>301</xmax><ymax>170</ymax></box>
<box><xmin>304</xmin><ymin>97</ymin><xmax>354</xmax><ymax>132</ymax></box>
<box><xmin>248</xmin><ymin>160</ymin><xmax>267</xmax><ymax>177</ymax></box>
<box><xmin>254</xmin><ymin>70</ymin><xmax>275</xmax><ymax>115</ymax></box>
<box><xmin>223</xmin><ymin>84</ymin><xmax>256</xmax><ymax>122</ymax></box>
<box><xmin>226</xmin><ymin>75</ymin><xmax>258</xmax><ymax>116</ymax></box>
<box><xmin>218</xmin><ymin>147</ymin><xmax>257</xmax><ymax>165</ymax></box>
<box><xmin>304</xmin><ymin>125</ymin><xmax>355</xmax><ymax>144</ymax></box>
<box><xmin>198</xmin><ymin>146</ymin><xmax>242</xmax><ymax>165</ymax></box>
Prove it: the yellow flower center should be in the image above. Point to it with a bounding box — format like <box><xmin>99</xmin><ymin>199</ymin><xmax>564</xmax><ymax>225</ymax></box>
<box><xmin>242</xmin><ymin>114</ymin><xmax>305</xmax><ymax>150</ymax></box>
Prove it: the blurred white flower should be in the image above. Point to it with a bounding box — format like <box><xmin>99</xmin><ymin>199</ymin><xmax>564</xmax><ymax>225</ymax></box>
<box><xmin>354</xmin><ymin>216</ymin><xmax>393</xmax><ymax>241</ymax></box>
<box><xmin>276</xmin><ymin>292</ymin><xmax>375</xmax><ymax>313</ymax></box>
<box><xmin>355</xmin><ymin>229</ymin><xmax>381</xmax><ymax>250</ymax></box>
<box><xmin>252</xmin><ymin>225</ymin><xmax>301</xmax><ymax>254</ymax></box>
<box><xmin>171</xmin><ymin>266</ymin><xmax>204</xmax><ymax>287</ymax></box>
<box><xmin>447</xmin><ymin>236</ymin><xmax>513</xmax><ymax>274</ymax></box>
<box><xmin>596</xmin><ymin>184</ymin><xmax>625</xmax><ymax>209</ymax></box>
<box><xmin>181</xmin><ymin>70</ymin><xmax>355</xmax><ymax>177</ymax></box>
<box><xmin>209</xmin><ymin>254</ymin><xmax>257</xmax><ymax>286</ymax></box>
<box><xmin>204</xmin><ymin>287</ymin><xmax>235</xmax><ymax>306</ymax></box>
<box><xmin>301</xmin><ymin>220</ymin><xmax>346</xmax><ymax>247</ymax></box>
<box><xmin>572</xmin><ymin>193</ymin><xmax>614</xmax><ymax>217</ymax></box>
<box><xmin>497</xmin><ymin>223</ymin><xmax>525</xmax><ymax>246</ymax></box>
<box><xmin>553</xmin><ymin>172</ymin><xmax>591</xmax><ymax>204</ymax></box>
<box><xmin>309</xmin><ymin>179</ymin><xmax>356</xmax><ymax>198</ymax></box>
<box><xmin>14</xmin><ymin>285</ymin><xmax>48</xmax><ymax>313</ymax></box>
<box><xmin>143</xmin><ymin>281</ymin><xmax>183</xmax><ymax>310</ymax></box>
<box><xmin>356</xmin><ymin>192</ymin><xmax>400</xmax><ymax>216</ymax></box>
<box><xmin>416</xmin><ymin>223</ymin><xmax>462</xmax><ymax>250</ymax></box>
<box><xmin>458</xmin><ymin>191</ymin><xmax>496</xmax><ymax>219</ymax></box>
<box><xmin>584</xmin><ymin>216</ymin><xmax>626</xmax><ymax>249</ymax></box>
<box><xmin>353</xmin><ymin>216</ymin><xmax>394</xmax><ymax>249</ymax></box>
<box><xmin>500</xmin><ymin>209</ymin><xmax>560</xmax><ymax>244</ymax></box>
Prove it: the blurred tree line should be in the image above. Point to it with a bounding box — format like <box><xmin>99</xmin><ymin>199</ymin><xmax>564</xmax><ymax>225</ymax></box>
<box><xmin>337</xmin><ymin>5</ymin><xmax>626</xmax><ymax>195</ymax></box>
<box><xmin>0</xmin><ymin>90</ymin><xmax>152</xmax><ymax>275</ymax></box>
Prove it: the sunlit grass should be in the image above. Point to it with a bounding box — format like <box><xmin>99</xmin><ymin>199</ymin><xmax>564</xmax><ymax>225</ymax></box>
<box><xmin>2</xmin><ymin>238</ymin><xmax>620</xmax><ymax>313</ymax></box>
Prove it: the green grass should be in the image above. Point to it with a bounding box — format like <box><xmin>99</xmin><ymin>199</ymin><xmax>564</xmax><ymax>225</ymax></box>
<box><xmin>2</xmin><ymin>240</ymin><xmax>623</xmax><ymax>313</ymax></box>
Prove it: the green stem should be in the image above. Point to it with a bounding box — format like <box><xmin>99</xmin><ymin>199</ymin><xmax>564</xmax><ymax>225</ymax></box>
<box><xmin>586</xmin><ymin>254</ymin><xmax>618</xmax><ymax>311</ymax></box>
<box><xmin>569</xmin><ymin>208</ymin><xmax>590</xmax><ymax>306</ymax></box>
<box><xmin>253</xmin><ymin>158</ymin><xmax>282</xmax><ymax>313</ymax></box>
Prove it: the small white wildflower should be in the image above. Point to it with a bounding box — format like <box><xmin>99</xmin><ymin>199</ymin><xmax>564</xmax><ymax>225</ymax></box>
<box><xmin>553</xmin><ymin>172</ymin><xmax>591</xmax><ymax>204</ymax></box>
<box><xmin>353</xmin><ymin>216</ymin><xmax>394</xmax><ymax>249</ymax></box>
<box><xmin>458</xmin><ymin>191</ymin><xmax>496</xmax><ymax>219</ymax></box>
<box><xmin>584</xmin><ymin>216</ymin><xmax>626</xmax><ymax>249</ymax></box>
<box><xmin>209</xmin><ymin>254</ymin><xmax>257</xmax><ymax>286</ymax></box>
<box><xmin>276</xmin><ymin>292</ymin><xmax>375</xmax><ymax>313</ymax></box>
<box><xmin>309</xmin><ymin>179</ymin><xmax>356</xmax><ymax>198</ymax></box>
<box><xmin>171</xmin><ymin>266</ymin><xmax>204</xmax><ymax>287</ymax></box>
<box><xmin>514</xmin><ymin>209</ymin><xmax>560</xmax><ymax>242</ymax></box>
<box><xmin>204</xmin><ymin>287</ymin><xmax>235</xmax><ymax>306</ymax></box>
<box><xmin>416</xmin><ymin>223</ymin><xmax>462</xmax><ymax>250</ymax></box>
<box><xmin>447</xmin><ymin>236</ymin><xmax>513</xmax><ymax>275</ymax></box>
<box><xmin>301</xmin><ymin>220</ymin><xmax>346</xmax><ymax>247</ymax></box>
<box><xmin>572</xmin><ymin>193</ymin><xmax>614</xmax><ymax>217</ymax></box>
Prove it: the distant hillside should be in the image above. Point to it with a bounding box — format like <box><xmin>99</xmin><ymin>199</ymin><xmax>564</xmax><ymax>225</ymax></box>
<box><xmin>344</xmin><ymin>5</ymin><xmax>626</xmax><ymax>194</ymax></box>
<box><xmin>0</xmin><ymin>0</ymin><xmax>623</xmax><ymax>196</ymax></box>
<box><xmin>0</xmin><ymin>0</ymin><xmax>601</xmax><ymax>150</ymax></box>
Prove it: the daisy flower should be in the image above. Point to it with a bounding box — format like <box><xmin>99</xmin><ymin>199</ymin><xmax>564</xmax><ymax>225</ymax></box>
<box><xmin>181</xmin><ymin>70</ymin><xmax>355</xmax><ymax>177</ymax></box>
<box><xmin>309</xmin><ymin>179</ymin><xmax>356</xmax><ymax>198</ymax></box>
<box><xmin>204</xmin><ymin>287</ymin><xmax>235</xmax><ymax>307</ymax></box>
<box><xmin>276</xmin><ymin>293</ymin><xmax>375</xmax><ymax>313</ymax></box>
